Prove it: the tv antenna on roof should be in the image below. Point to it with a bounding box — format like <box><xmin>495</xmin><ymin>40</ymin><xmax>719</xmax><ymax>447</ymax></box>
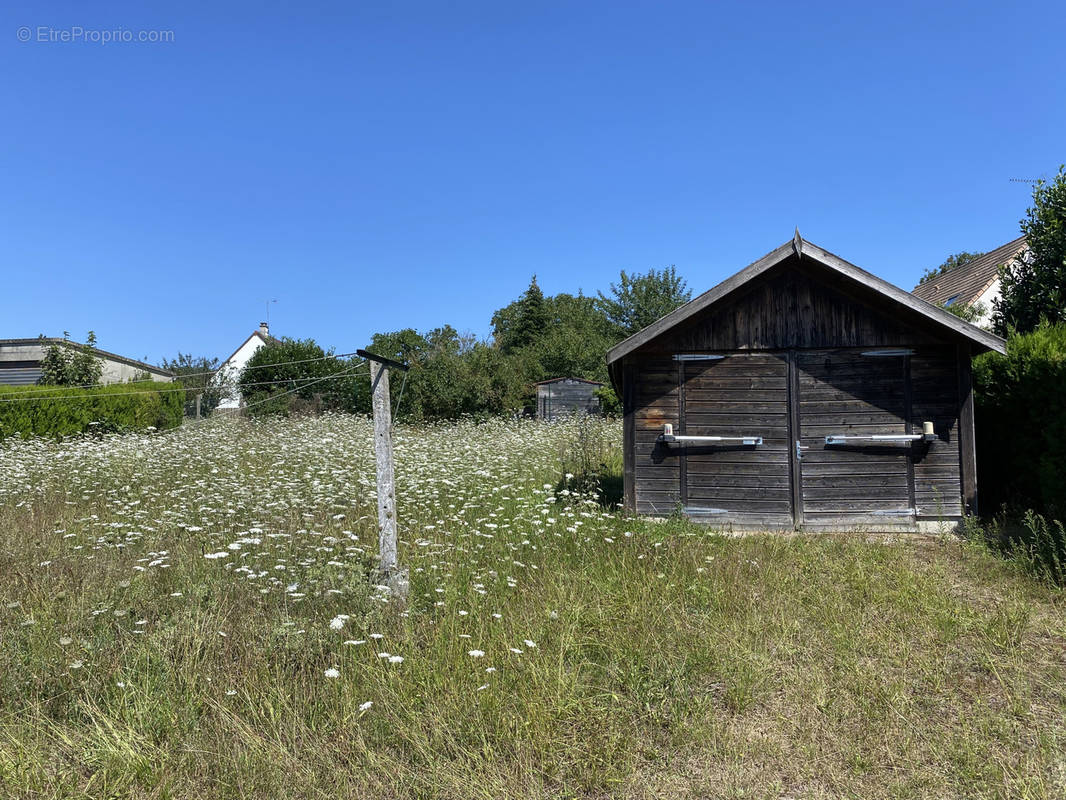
<box><xmin>263</xmin><ymin>298</ymin><xmax>277</xmax><ymax>326</ymax></box>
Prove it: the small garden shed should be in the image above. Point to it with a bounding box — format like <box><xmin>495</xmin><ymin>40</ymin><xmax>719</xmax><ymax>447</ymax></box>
<box><xmin>606</xmin><ymin>232</ymin><xmax>1006</xmax><ymax>530</ymax></box>
<box><xmin>535</xmin><ymin>377</ymin><xmax>603</xmax><ymax>419</ymax></box>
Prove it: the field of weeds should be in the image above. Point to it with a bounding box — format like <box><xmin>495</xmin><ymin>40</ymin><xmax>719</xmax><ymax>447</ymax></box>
<box><xmin>1</xmin><ymin>414</ymin><xmax>1064</xmax><ymax>799</ymax></box>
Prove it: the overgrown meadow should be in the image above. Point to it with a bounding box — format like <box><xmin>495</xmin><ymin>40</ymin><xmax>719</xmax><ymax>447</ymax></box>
<box><xmin>1</xmin><ymin>416</ymin><xmax>1064</xmax><ymax>799</ymax></box>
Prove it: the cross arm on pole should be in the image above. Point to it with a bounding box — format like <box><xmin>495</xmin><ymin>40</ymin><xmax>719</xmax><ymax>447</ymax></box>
<box><xmin>356</xmin><ymin>349</ymin><xmax>409</xmax><ymax>372</ymax></box>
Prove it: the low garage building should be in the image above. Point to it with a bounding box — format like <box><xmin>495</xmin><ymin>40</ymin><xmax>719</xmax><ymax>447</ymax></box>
<box><xmin>0</xmin><ymin>338</ymin><xmax>173</xmax><ymax>385</ymax></box>
<box><xmin>606</xmin><ymin>232</ymin><xmax>1006</xmax><ymax>531</ymax></box>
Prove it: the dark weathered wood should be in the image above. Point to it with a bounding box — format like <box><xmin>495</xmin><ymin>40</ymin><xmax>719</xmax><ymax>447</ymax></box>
<box><xmin>910</xmin><ymin>348</ymin><xmax>963</xmax><ymax>518</ymax></box>
<box><xmin>607</xmin><ymin>239</ymin><xmax>1005</xmax><ymax>364</ymax></box>
<box><xmin>630</xmin><ymin>357</ymin><xmax>681</xmax><ymax>514</ymax></box>
<box><xmin>957</xmin><ymin>344</ymin><xmax>978</xmax><ymax>515</ymax></box>
<box><xmin>623</xmin><ymin>361</ymin><xmax>636</xmax><ymax>513</ymax></box>
<box><xmin>358</xmin><ymin>349</ymin><xmax>409</xmax><ymax>372</ymax></box>
<box><xmin>616</xmin><ymin>240</ymin><xmax>989</xmax><ymax>529</ymax></box>
<box><xmin>677</xmin><ymin>359</ymin><xmax>688</xmax><ymax>508</ymax></box>
<box><xmin>787</xmin><ymin>351</ymin><xmax>803</xmax><ymax>526</ymax></box>
<box><xmin>676</xmin><ymin>353</ymin><xmax>793</xmax><ymax>521</ymax></box>
<box><xmin>795</xmin><ymin>349</ymin><xmax>913</xmax><ymax>523</ymax></box>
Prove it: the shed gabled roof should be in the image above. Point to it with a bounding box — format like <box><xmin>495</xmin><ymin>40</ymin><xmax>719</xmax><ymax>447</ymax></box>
<box><xmin>533</xmin><ymin>376</ymin><xmax>604</xmax><ymax>386</ymax></box>
<box><xmin>911</xmin><ymin>235</ymin><xmax>1027</xmax><ymax>308</ymax></box>
<box><xmin>606</xmin><ymin>232</ymin><xmax>1007</xmax><ymax>366</ymax></box>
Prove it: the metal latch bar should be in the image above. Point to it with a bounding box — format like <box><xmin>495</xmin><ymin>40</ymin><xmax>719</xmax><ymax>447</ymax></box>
<box><xmin>665</xmin><ymin>435</ymin><xmax>763</xmax><ymax>445</ymax></box>
<box><xmin>824</xmin><ymin>434</ymin><xmax>936</xmax><ymax>445</ymax></box>
<box><xmin>660</xmin><ymin>424</ymin><xmax>761</xmax><ymax>446</ymax></box>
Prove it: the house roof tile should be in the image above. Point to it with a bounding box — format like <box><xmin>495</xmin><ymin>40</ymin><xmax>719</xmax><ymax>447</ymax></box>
<box><xmin>911</xmin><ymin>235</ymin><xmax>1027</xmax><ymax>308</ymax></box>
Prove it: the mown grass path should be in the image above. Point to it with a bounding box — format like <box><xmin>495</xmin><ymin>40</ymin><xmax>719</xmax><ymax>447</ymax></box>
<box><xmin>1</xmin><ymin>416</ymin><xmax>1063</xmax><ymax>798</ymax></box>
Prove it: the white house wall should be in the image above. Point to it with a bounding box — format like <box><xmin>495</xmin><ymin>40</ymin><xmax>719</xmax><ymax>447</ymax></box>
<box><xmin>215</xmin><ymin>336</ymin><xmax>267</xmax><ymax>409</ymax></box>
<box><xmin>972</xmin><ymin>280</ymin><xmax>1001</xmax><ymax>327</ymax></box>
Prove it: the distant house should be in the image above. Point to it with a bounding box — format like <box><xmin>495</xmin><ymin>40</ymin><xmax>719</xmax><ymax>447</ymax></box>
<box><xmin>911</xmin><ymin>236</ymin><xmax>1028</xmax><ymax>326</ymax></box>
<box><xmin>0</xmin><ymin>338</ymin><xmax>173</xmax><ymax>385</ymax></box>
<box><xmin>535</xmin><ymin>377</ymin><xmax>603</xmax><ymax>419</ymax></box>
<box><xmin>215</xmin><ymin>323</ymin><xmax>275</xmax><ymax>409</ymax></box>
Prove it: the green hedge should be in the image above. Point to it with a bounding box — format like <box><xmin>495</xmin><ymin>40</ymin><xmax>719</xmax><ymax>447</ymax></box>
<box><xmin>973</xmin><ymin>323</ymin><xmax>1066</xmax><ymax>518</ymax></box>
<box><xmin>0</xmin><ymin>382</ymin><xmax>185</xmax><ymax>438</ymax></box>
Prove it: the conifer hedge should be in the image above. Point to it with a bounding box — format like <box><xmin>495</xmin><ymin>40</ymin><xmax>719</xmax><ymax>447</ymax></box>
<box><xmin>973</xmin><ymin>323</ymin><xmax>1066</xmax><ymax>518</ymax></box>
<box><xmin>0</xmin><ymin>382</ymin><xmax>184</xmax><ymax>438</ymax></box>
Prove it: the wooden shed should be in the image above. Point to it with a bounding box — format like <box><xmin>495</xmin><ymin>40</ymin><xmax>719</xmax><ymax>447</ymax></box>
<box><xmin>606</xmin><ymin>232</ymin><xmax>1006</xmax><ymax>531</ymax></box>
<box><xmin>535</xmin><ymin>377</ymin><xmax>603</xmax><ymax>419</ymax></box>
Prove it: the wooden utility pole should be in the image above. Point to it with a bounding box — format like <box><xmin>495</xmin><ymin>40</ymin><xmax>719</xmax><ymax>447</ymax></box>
<box><xmin>357</xmin><ymin>349</ymin><xmax>409</xmax><ymax>602</ymax></box>
<box><xmin>195</xmin><ymin>393</ymin><xmax>202</xmax><ymax>420</ymax></box>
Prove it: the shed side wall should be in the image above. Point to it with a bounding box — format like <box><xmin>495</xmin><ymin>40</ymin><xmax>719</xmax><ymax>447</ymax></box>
<box><xmin>630</xmin><ymin>356</ymin><xmax>680</xmax><ymax>515</ymax></box>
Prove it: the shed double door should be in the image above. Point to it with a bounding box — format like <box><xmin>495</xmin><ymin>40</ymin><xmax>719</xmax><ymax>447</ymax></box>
<box><xmin>679</xmin><ymin>350</ymin><xmax>914</xmax><ymax>528</ymax></box>
<box><xmin>680</xmin><ymin>352</ymin><xmax>793</xmax><ymax>526</ymax></box>
<box><xmin>794</xmin><ymin>350</ymin><xmax>914</xmax><ymax>527</ymax></box>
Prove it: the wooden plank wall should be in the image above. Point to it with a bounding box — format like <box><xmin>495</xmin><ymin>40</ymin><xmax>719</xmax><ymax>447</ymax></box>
<box><xmin>630</xmin><ymin>358</ymin><xmax>680</xmax><ymax>515</ymax></box>
<box><xmin>683</xmin><ymin>354</ymin><xmax>792</xmax><ymax>525</ymax></box>
<box><xmin>648</xmin><ymin>260</ymin><xmax>943</xmax><ymax>354</ymax></box>
<box><xmin>911</xmin><ymin>347</ymin><xmax>963</xmax><ymax>518</ymax></box>
<box><xmin>796</xmin><ymin>351</ymin><xmax>912</xmax><ymax>524</ymax></box>
<box><xmin>621</xmin><ymin>258</ymin><xmax>971</xmax><ymax>526</ymax></box>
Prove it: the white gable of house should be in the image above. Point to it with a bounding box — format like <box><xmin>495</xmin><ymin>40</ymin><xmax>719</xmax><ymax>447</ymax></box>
<box><xmin>215</xmin><ymin>331</ymin><xmax>270</xmax><ymax>409</ymax></box>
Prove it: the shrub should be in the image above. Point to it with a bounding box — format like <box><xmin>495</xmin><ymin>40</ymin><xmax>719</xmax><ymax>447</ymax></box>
<box><xmin>973</xmin><ymin>323</ymin><xmax>1066</xmax><ymax>518</ymax></box>
<box><xmin>37</xmin><ymin>331</ymin><xmax>104</xmax><ymax>386</ymax></box>
<box><xmin>160</xmin><ymin>353</ymin><xmax>227</xmax><ymax>417</ymax></box>
<box><xmin>238</xmin><ymin>338</ymin><xmax>364</xmax><ymax>417</ymax></box>
<box><xmin>963</xmin><ymin>511</ymin><xmax>1066</xmax><ymax>587</ymax></box>
<box><xmin>0</xmin><ymin>382</ymin><xmax>184</xmax><ymax>438</ymax></box>
<box><xmin>593</xmin><ymin>384</ymin><xmax>620</xmax><ymax>414</ymax></box>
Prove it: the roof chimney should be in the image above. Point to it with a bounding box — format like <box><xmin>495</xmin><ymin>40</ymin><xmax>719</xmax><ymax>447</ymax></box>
<box><xmin>259</xmin><ymin>322</ymin><xmax>269</xmax><ymax>337</ymax></box>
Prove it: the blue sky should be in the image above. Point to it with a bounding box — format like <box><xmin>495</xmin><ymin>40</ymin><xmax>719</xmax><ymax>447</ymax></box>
<box><xmin>2</xmin><ymin>1</ymin><xmax>1062</xmax><ymax>364</ymax></box>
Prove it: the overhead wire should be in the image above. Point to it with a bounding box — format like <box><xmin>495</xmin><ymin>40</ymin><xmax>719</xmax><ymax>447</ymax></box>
<box><xmin>0</xmin><ymin>361</ymin><xmax>370</xmax><ymax>404</ymax></box>
<box><xmin>4</xmin><ymin>350</ymin><xmax>367</xmax><ymax>395</ymax></box>
<box><xmin>177</xmin><ymin>360</ymin><xmax>370</xmax><ymax>425</ymax></box>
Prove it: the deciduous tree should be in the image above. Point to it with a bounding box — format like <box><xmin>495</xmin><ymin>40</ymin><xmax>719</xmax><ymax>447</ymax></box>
<box><xmin>994</xmin><ymin>165</ymin><xmax>1066</xmax><ymax>335</ymax></box>
<box><xmin>595</xmin><ymin>266</ymin><xmax>692</xmax><ymax>336</ymax></box>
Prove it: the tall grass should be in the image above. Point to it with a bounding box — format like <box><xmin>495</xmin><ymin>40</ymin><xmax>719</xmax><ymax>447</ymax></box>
<box><xmin>0</xmin><ymin>415</ymin><xmax>1064</xmax><ymax>798</ymax></box>
<box><xmin>964</xmin><ymin>510</ymin><xmax>1066</xmax><ymax>587</ymax></box>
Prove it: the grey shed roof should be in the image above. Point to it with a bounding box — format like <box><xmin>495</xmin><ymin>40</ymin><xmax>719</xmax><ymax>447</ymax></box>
<box><xmin>533</xmin><ymin>377</ymin><xmax>604</xmax><ymax>386</ymax></box>
<box><xmin>911</xmin><ymin>235</ymin><xmax>1027</xmax><ymax>308</ymax></box>
<box><xmin>606</xmin><ymin>232</ymin><xmax>1007</xmax><ymax>366</ymax></box>
<box><xmin>0</xmin><ymin>338</ymin><xmax>174</xmax><ymax>377</ymax></box>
